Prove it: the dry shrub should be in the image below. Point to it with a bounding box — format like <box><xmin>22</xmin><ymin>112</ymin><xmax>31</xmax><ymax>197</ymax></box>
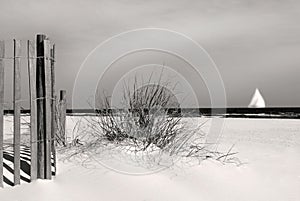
<box><xmin>62</xmin><ymin>73</ymin><xmax>241</xmax><ymax>167</ymax></box>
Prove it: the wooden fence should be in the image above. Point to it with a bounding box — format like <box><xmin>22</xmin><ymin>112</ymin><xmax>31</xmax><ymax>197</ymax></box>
<box><xmin>0</xmin><ymin>34</ymin><xmax>66</xmax><ymax>187</ymax></box>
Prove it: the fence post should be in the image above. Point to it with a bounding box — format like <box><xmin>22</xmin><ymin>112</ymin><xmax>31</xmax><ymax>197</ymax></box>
<box><xmin>36</xmin><ymin>34</ymin><xmax>46</xmax><ymax>179</ymax></box>
<box><xmin>13</xmin><ymin>39</ymin><xmax>21</xmax><ymax>185</ymax></box>
<box><xmin>28</xmin><ymin>40</ymin><xmax>38</xmax><ymax>181</ymax></box>
<box><xmin>59</xmin><ymin>90</ymin><xmax>66</xmax><ymax>145</ymax></box>
<box><xmin>50</xmin><ymin>45</ymin><xmax>56</xmax><ymax>175</ymax></box>
<box><xmin>44</xmin><ymin>39</ymin><xmax>52</xmax><ymax>179</ymax></box>
<box><xmin>52</xmin><ymin>95</ymin><xmax>57</xmax><ymax>174</ymax></box>
<box><xmin>0</xmin><ymin>40</ymin><xmax>5</xmax><ymax>187</ymax></box>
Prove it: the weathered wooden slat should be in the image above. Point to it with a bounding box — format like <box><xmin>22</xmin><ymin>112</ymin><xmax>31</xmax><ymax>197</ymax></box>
<box><xmin>28</xmin><ymin>40</ymin><xmax>38</xmax><ymax>181</ymax></box>
<box><xmin>36</xmin><ymin>34</ymin><xmax>46</xmax><ymax>179</ymax></box>
<box><xmin>13</xmin><ymin>39</ymin><xmax>21</xmax><ymax>185</ymax></box>
<box><xmin>50</xmin><ymin>44</ymin><xmax>56</xmax><ymax>175</ymax></box>
<box><xmin>59</xmin><ymin>90</ymin><xmax>67</xmax><ymax>145</ymax></box>
<box><xmin>44</xmin><ymin>39</ymin><xmax>52</xmax><ymax>179</ymax></box>
<box><xmin>0</xmin><ymin>40</ymin><xmax>5</xmax><ymax>187</ymax></box>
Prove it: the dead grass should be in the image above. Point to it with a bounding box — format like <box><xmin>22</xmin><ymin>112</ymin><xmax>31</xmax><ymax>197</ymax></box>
<box><xmin>60</xmin><ymin>73</ymin><xmax>240</xmax><ymax>167</ymax></box>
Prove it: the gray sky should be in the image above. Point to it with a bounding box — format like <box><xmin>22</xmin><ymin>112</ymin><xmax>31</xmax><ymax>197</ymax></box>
<box><xmin>0</xmin><ymin>0</ymin><xmax>300</xmax><ymax>108</ymax></box>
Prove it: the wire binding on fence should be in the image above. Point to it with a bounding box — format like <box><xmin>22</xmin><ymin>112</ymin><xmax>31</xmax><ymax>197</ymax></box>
<box><xmin>3</xmin><ymin>97</ymin><xmax>57</xmax><ymax>105</ymax></box>
<box><xmin>0</xmin><ymin>56</ymin><xmax>55</xmax><ymax>62</ymax></box>
<box><xmin>2</xmin><ymin>137</ymin><xmax>57</xmax><ymax>145</ymax></box>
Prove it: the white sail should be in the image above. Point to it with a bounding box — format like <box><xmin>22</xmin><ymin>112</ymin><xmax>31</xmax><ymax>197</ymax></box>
<box><xmin>248</xmin><ymin>88</ymin><xmax>266</xmax><ymax>108</ymax></box>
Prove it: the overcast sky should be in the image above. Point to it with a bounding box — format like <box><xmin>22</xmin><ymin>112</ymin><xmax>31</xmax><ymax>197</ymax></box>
<box><xmin>0</xmin><ymin>0</ymin><xmax>299</xmax><ymax>108</ymax></box>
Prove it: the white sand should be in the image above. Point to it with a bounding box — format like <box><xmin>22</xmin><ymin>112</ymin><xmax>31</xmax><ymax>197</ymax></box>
<box><xmin>1</xmin><ymin>117</ymin><xmax>300</xmax><ymax>201</ymax></box>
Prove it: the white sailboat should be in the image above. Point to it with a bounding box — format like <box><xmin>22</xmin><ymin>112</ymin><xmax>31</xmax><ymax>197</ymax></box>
<box><xmin>248</xmin><ymin>88</ymin><xmax>266</xmax><ymax>108</ymax></box>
